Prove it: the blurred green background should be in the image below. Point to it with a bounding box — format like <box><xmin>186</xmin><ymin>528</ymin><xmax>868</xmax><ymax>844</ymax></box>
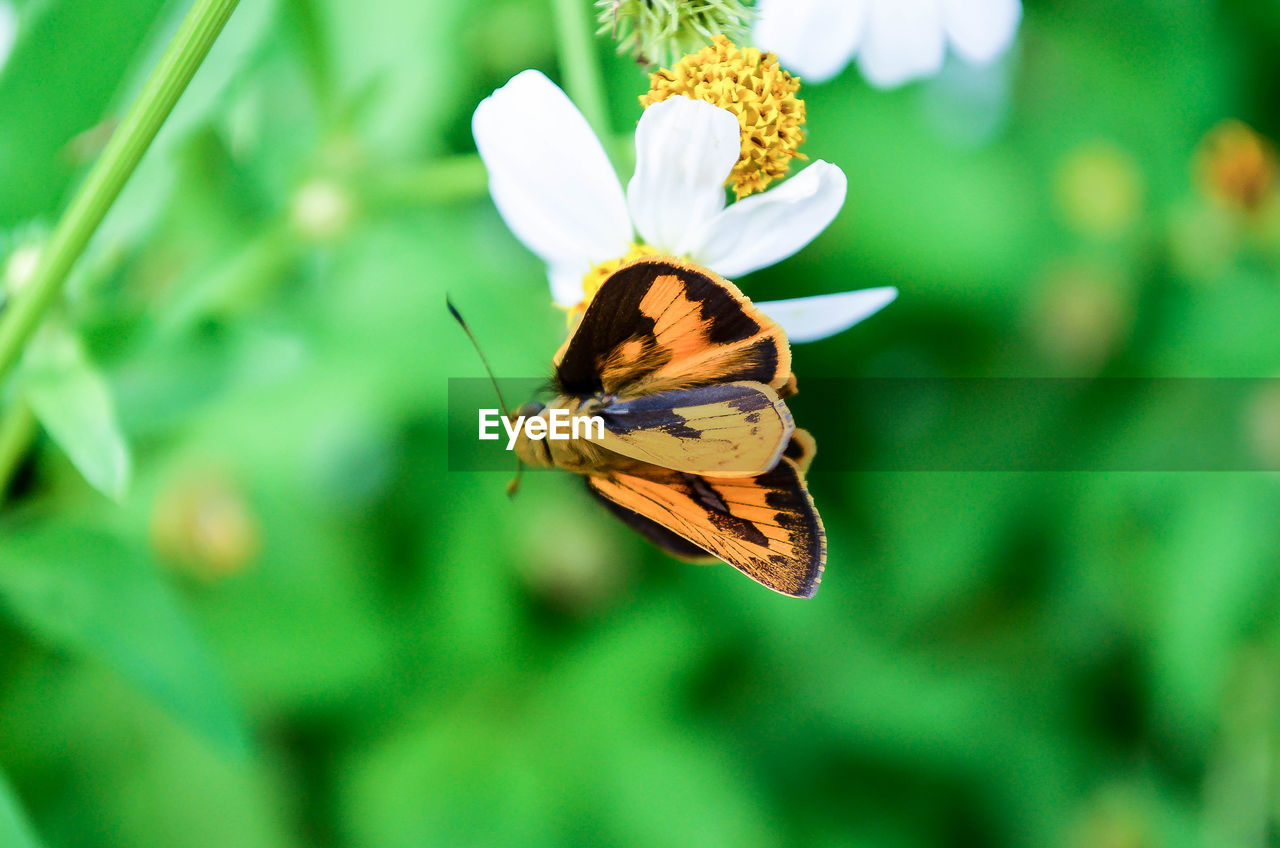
<box><xmin>2</xmin><ymin>1</ymin><xmax>1280</xmax><ymax>846</ymax></box>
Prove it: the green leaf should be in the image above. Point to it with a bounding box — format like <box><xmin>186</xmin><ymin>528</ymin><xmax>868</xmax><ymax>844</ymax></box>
<box><xmin>0</xmin><ymin>770</ymin><xmax>43</xmax><ymax>848</ymax></box>
<box><xmin>0</xmin><ymin>521</ymin><xmax>247</xmax><ymax>754</ymax></box>
<box><xmin>18</xmin><ymin>322</ymin><xmax>131</xmax><ymax>500</ymax></box>
<box><xmin>0</xmin><ymin>0</ymin><xmax>168</xmax><ymax>224</ymax></box>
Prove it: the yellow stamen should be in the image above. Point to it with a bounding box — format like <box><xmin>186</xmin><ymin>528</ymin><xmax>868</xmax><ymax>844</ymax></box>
<box><xmin>641</xmin><ymin>34</ymin><xmax>807</xmax><ymax>199</ymax></box>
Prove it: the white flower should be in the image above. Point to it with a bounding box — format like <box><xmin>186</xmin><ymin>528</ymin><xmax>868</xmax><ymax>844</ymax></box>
<box><xmin>0</xmin><ymin>2</ymin><xmax>17</xmax><ymax>75</ymax></box>
<box><xmin>754</xmin><ymin>0</ymin><xmax>1022</xmax><ymax>88</ymax></box>
<box><xmin>472</xmin><ymin>70</ymin><xmax>895</xmax><ymax>342</ymax></box>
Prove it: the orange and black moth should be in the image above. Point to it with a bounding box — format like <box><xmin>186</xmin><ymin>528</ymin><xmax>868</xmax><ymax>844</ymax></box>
<box><xmin>510</xmin><ymin>257</ymin><xmax>826</xmax><ymax>599</ymax></box>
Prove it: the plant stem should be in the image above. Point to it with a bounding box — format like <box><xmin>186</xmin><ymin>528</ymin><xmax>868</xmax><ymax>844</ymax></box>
<box><xmin>551</xmin><ymin>0</ymin><xmax>610</xmax><ymax>138</ymax></box>
<box><xmin>0</xmin><ymin>0</ymin><xmax>241</xmax><ymax>386</ymax></box>
<box><xmin>0</xmin><ymin>402</ymin><xmax>35</xmax><ymax>501</ymax></box>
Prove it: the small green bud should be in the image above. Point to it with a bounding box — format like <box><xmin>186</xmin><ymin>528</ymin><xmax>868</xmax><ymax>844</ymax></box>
<box><xmin>596</xmin><ymin>0</ymin><xmax>753</xmax><ymax>68</ymax></box>
<box><xmin>290</xmin><ymin>178</ymin><xmax>356</xmax><ymax>242</ymax></box>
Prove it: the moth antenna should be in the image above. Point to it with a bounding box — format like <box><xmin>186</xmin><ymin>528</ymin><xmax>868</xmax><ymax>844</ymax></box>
<box><xmin>447</xmin><ymin>296</ymin><xmax>525</xmax><ymax>492</ymax></box>
<box><xmin>447</xmin><ymin>297</ymin><xmax>512</xmax><ymax>413</ymax></box>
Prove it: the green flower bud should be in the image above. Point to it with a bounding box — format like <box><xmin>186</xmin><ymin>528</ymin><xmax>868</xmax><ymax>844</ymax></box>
<box><xmin>597</xmin><ymin>0</ymin><xmax>753</xmax><ymax>68</ymax></box>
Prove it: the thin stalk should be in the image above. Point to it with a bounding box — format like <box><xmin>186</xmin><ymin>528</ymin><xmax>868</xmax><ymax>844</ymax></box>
<box><xmin>0</xmin><ymin>0</ymin><xmax>241</xmax><ymax>386</ymax></box>
<box><xmin>551</xmin><ymin>0</ymin><xmax>610</xmax><ymax>138</ymax></box>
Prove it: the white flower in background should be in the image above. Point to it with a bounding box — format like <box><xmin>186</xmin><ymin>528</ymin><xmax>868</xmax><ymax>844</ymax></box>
<box><xmin>754</xmin><ymin>0</ymin><xmax>1022</xmax><ymax>88</ymax></box>
<box><xmin>472</xmin><ymin>70</ymin><xmax>895</xmax><ymax>342</ymax></box>
<box><xmin>0</xmin><ymin>2</ymin><xmax>17</xmax><ymax>75</ymax></box>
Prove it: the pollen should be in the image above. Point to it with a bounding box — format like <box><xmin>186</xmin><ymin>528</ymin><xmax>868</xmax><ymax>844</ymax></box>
<box><xmin>641</xmin><ymin>34</ymin><xmax>806</xmax><ymax>199</ymax></box>
<box><xmin>571</xmin><ymin>244</ymin><xmax>661</xmax><ymax>321</ymax></box>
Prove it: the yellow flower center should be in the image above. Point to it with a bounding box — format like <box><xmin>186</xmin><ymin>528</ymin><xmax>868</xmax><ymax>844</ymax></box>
<box><xmin>641</xmin><ymin>34</ymin><xmax>807</xmax><ymax>199</ymax></box>
<box><xmin>567</xmin><ymin>244</ymin><xmax>662</xmax><ymax>322</ymax></box>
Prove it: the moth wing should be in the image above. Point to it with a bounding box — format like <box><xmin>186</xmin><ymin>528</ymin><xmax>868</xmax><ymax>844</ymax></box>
<box><xmin>588</xmin><ymin>460</ymin><xmax>825</xmax><ymax>598</ymax></box>
<box><xmin>556</xmin><ymin>258</ymin><xmax>793</xmax><ymax>398</ymax></box>
<box><xmin>784</xmin><ymin>428</ymin><xmax>817</xmax><ymax>477</ymax></box>
<box><xmin>585</xmin><ymin>480</ymin><xmax>716</xmax><ymax>563</ymax></box>
<box><xmin>593</xmin><ymin>381</ymin><xmax>794</xmax><ymax>477</ymax></box>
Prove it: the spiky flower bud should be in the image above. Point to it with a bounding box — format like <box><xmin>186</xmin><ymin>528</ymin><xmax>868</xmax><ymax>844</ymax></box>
<box><xmin>597</xmin><ymin>0</ymin><xmax>753</xmax><ymax>68</ymax></box>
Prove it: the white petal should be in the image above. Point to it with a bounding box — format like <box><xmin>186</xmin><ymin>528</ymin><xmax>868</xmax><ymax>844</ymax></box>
<box><xmin>627</xmin><ymin>97</ymin><xmax>739</xmax><ymax>257</ymax></box>
<box><xmin>754</xmin><ymin>0</ymin><xmax>868</xmax><ymax>83</ymax></box>
<box><xmin>942</xmin><ymin>0</ymin><xmax>1022</xmax><ymax>65</ymax></box>
<box><xmin>548</xmin><ymin>263</ymin><xmax>590</xmax><ymax>308</ymax></box>
<box><xmin>758</xmin><ymin>288</ymin><xmax>898</xmax><ymax>343</ymax></box>
<box><xmin>857</xmin><ymin>0</ymin><xmax>947</xmax><ymax>88</ymax></box>
<box><xmin>691</xmin><ymin>161</ymin><xmax>847</xmax><ymax>279</ymax></box>
<box><xmin>472</xmin><ymin>70</ymin><xmax>631</xmax><ymax>278</ymax></box>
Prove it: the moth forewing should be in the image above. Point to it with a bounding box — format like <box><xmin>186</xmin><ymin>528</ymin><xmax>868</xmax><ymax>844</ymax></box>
<box><xmin>593</xmin><ymin>381</ymin><xmax>795</xmax><ymax>477</ymax></box>
<box><xmin>571</xmin><ymin>411</ymin><xmax>605</xmax><ymax>441</ymax></box>
<box><xmin>555</xmin><ymin>258</ymin><xmax>792</xmax><ymax>398</ymax></box>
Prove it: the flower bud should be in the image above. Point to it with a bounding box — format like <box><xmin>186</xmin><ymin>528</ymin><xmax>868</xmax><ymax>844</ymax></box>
<box><xmin>4</xmin><ymin>243</ymin><xmax>41</xmax><ymax>298</ymax></box>
<box><xmin>1027</xmin><ymin>263</ymin><xmax>1132</xmax><ymax>372</ymax></box>
<box><xmin>516</xmin><ymin>506</ymin><xmax>629</xmax><ymax>616</ymax></box>
<box><xmin>598</xmin><ymin>0</ymin><xmax>753</xmax><ymax>68</ymax></box>
<box><xmin>1195</xmin><ymin>120</ymin><xmax>1278</xmax><ymax>214</ymax></box>
<box><xmin>1054</xmin><ymin>142</ymin><xmax>1143</xmax><ymax>238</ymax></box>
<box><xmin>151</xmin><ymin>472</ymin><xmax>260</xmax><ymax>581</ymax></box>
<box><xmin>290</xmin><ymin>178</ymin><xmax>356</xmax><ymax>242</ymax></box>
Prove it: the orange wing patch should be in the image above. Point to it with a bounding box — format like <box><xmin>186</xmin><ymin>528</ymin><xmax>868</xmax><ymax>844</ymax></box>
<box><xmin>588</xmin><ymin>459</ymin><xmax>825</xmax><ymax>598</ymax></box>
<box><xmin>556</xmin><ymin>258</ymin><xmax>793</xmax><ymax>399</ymax></box>
<box><xmin>586</xmin><ymin>480</ymin><xmax>717</xmax><ymax>564</ymax></box>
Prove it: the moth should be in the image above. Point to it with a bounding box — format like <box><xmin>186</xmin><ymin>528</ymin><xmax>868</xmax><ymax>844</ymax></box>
<box><xmin>504</xmin><ymin>257</ymin><xmax>826</xmax><ymax>598</ymax></box>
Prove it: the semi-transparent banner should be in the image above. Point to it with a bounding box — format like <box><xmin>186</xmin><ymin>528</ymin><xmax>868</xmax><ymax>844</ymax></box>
<box><xmin>447</xmin><ymin>378</ymin><xmax>1280</xmax><ymax>472</ymax></box>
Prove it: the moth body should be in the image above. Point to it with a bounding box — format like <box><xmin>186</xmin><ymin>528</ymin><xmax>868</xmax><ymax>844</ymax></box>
<box><xmin>507</xmin><ymin>396</ymin><xmax>635</xmax><ymax>475</ymax></box>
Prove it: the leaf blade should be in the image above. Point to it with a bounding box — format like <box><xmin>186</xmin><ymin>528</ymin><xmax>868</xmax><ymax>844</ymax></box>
<box><xmin>19</xmin><ymin>323</ymin><xmax>131</xmax><ymax>501</ymax></box>
<box><xmin>0</xmin><ymin>769</ymin><xmax>43</xmax><ymax>848</ymax></box>
<box><xmin>0</xmin><ymin>521</ymin><xmax>247</xmax><ymax>754</ymax></box>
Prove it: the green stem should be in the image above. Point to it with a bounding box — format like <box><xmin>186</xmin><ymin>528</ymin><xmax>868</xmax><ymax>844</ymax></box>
<box><xmin>551</xmin><ymin>0</ymin><xmax>610</xmax><ymax>138</ymax></box>
<box><xmin>0</xmin><ymin>0</ymin><xmax>241</xmax><ymax>386</ymax></box>
<box><xmin>0</xmin><ymin>402</ymin><xmax>35</xmax><ymax>501</ymax></box>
